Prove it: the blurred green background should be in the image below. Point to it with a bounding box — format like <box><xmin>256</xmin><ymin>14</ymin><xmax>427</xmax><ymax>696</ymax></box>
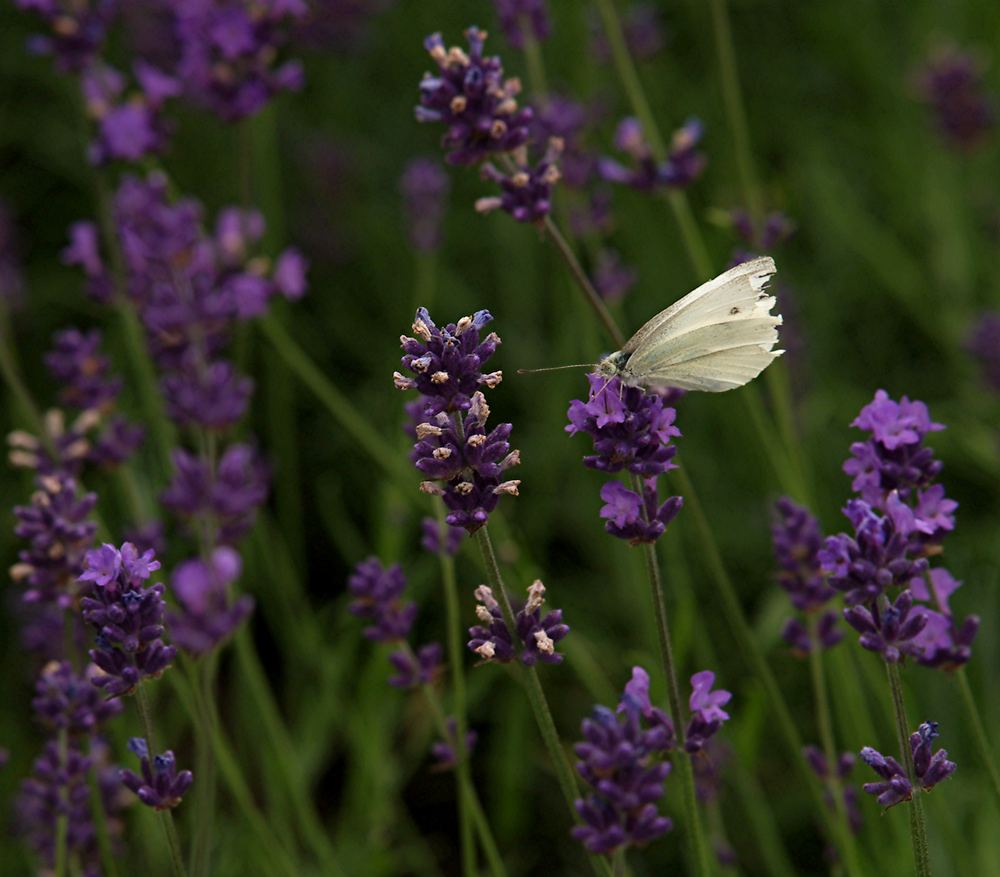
<box><xmin>1</xmin><ymin>1</ymin><xmax>998</xmax><ymax>874</ymax></box>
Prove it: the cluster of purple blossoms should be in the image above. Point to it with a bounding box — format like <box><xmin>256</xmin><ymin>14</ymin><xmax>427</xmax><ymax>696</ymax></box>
<box><xmin>430</xmin><ymin>717</ymin><xmax>479</xmax><ymax>771</ymax></box>
<box><xmin>822</xmin><ymin>390</ymin><xmax>977</xmax><ymax>669</ymax></box>
<box><xmin>860</xmin><ymin>722</ymin><xmax>956</xmax><ymax>809</ymax></box>
<box><xmin>685</xmin><ymin>671</ymin><xmax>732</xmax><ymax>753</ymax></box>
<box><xmin>167</xmin><ymin>547</ymin><xmax>253</xmax><ymax>655</ymax></box>
<box><xmin>531</xmin><ymin>95</ymin><xmax>597</xmax><ymax>189</ymax></box>
<box><xmin>79</xmin><ymin>542</ymin><xmax>177</xmax><ymax>697</ymax></box>
<box><xmin>468</xmin><ymin>580</ymin><xmax>569</xmax><ymax>666</ymax></box>
<box><xmin>416</xmin><ymin>27</ymin><xmax>534</xmax><ymax>166</ymax></box>
<box><xmin>14</xmin><ymin>0</ymin><xmax>118</xmax><ymax>72</ymax></box>
<box><xmin>420</xmin><ymin>516</ymin><xmax>465</xmax><ymax>556</ymax></box>
<box><xmin>572</xmin><ymin>668</ymin><xmax>676</xmax><ymax>856</ymax></box>
<box><xmin>81</xmin><ymin>61</ymin><xmax>180</xmax><ymax>164</ymax></box>
<box><xmin>348</xmin><ymin>557</ymin><xmax>442</xmax><ymax>689</ymax></box>
<box><xmin>476</xmin><ymin>138</ymin><xmax>563</xmax><ymax>224</ymax></box>
<box><xmin>590</xmin><ymin>4</ymin><xmax>665</xmax><ymax>65</ymax></box>
<box><xmin>567</xmin><ymin>374</ymin><xmax>684</xmax><ymax>543</ymax></box>
<box><xmin>726</xmin><ymin>209</ymin><xmax>795</xmax><ymax>266</ymax></box>
<box><xmin>173</xmin><ymin>0</ymin><xmax>307</xmax><ymax>121</ymax></box>
<box><xmin>396</xmin><ymin>309</ymin><xmax>519</xmax><ymax>532</ymax></box>
<box><xmin>771</xmin><ymin>497</ymin><xmax>843</xmax><ymax>655</ymax></box>
<box><xmin>493</xmin><ymin>0</ymin><xmax>550</xmax><ymax>50</ymax></box>
<box><xmin>32</xmin><ymin>661</ymin><xmax>124</xmax><ymax>732</ymax></box>
<box><xmin>594</xmin><ymin>248</ymin><xmax>638</xmax><ymax>302</ymax></box>
<box><xmin>599</xmin><ymin>117</ymin><xmax>706</xmax><ymax>192</ymax></box>
<box><xmin>803</xmin><ymin>746</ymin><xmax>863</xmax><ymax>836</ymax></box>
<box><xmin>11</xmin><ymin>475</ymin><xmax>97</xmax><ymax>609</ymax></box>
<box><xmin>120</xmin><ymin>737</ymin><xmax>193</xmax><ymax>810</ymax></box>
<box><xmin>400</xmin><ymin>158</ymin><xmax>450</xmax><ymax>253</ymax></box>
<box><xmin>967</xmin><ymin>312</ymin><xmax>1000</xmax><ymax>393</ymax></box>
<box><xmin>915</xmin><ymin>47</ymin><xmax>995</xmax><ymax>150</ymax></box>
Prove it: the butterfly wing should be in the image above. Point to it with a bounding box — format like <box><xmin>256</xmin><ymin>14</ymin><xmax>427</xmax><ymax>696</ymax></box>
<box><xmin>623</xmin><ymin>257</ymin><xmax>782</xmax><ymax>392</ymax></box>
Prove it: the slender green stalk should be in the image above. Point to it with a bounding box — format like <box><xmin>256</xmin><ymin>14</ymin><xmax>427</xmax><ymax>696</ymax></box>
<box><xmin>259</xmin><ymin>315</ymin><xmax>412</xmax><ymax>485</ymax></box>
<box><xmin>885</xmin><ymin>662</ymin><xmax>931</xmax><ymax>877</ymax></box>
<box><xmin>472</xmin><ymin>526</ymin><xmax>610</xmax><ymax>877</ymax></box>
<box><xmin>541</xmin><ymin>217</ymin><xmax>625</xmax><ymax>348</ymax></box>
<box><xmin>434</xmin><ymin>502</ymin><xmax>476</xmax><ymax>877</ymax></box>
<box><xmin>808</xmin><ymin>617</ymin><xmax>864</xmax><ymax>877</ymax></box>
<box><xmin>954</xmin><ymin>668</ymin><xmax>1000</xmax><ymax>811</ymax></box>
<box><xmin>87</xmin><ymin>751</ymin><xmax>121</xmax><ymax>877</ymax></box>
<box><xmin>520</xmin><ymin>25</ymin><xmax>549</xmax><ymax>97</ymax></box>
<box><xmin>232</xmin><ymin>630</ymin><xmax>346</xmax><ymax>875</ymax></box>
<box><xmin>632</xmin><ymin>477</ymin><xmax>711</xmax><ymax>877</ymax></box>
<box><xmin>187</xmin><ymin>654</ymin><xmax>219</xmax><ymax>877</ymax></box>
<box><xmin>55</xmin><ymin>728</ymin><xmax>69</xmax><ymax>877</ymax></box>
<box><xmin>611</xmin><ymin>849</ymin><xmax>627</xmax><ymax>877</ymax></box>
<box><xmin>135</xmin><ymin>685</ymin><xmax>188</xmax><ymax>877</ymax></box>
<box><xmin>0</xmin><ymin>302</ymin><xmax>46</xmax><ymax>433</ymax></box>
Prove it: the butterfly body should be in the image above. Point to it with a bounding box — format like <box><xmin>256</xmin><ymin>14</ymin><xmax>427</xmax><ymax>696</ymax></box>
<box><xmin>596</xmin><ymin>256</ymin><xmax>782</xmax><ymax>393</ymax></box>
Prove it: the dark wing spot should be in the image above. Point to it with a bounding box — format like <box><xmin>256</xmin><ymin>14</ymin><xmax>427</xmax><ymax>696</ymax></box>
<box><xmin>729</xmin><ymin>306</ymin><xmax>740</xmax><ymax>315</ymax></box>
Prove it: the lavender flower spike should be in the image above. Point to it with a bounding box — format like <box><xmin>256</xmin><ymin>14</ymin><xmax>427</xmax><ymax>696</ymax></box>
<box><xmin>685</xmin><ymin>671</ymin><xmax>732</xmax><ymax>753</ymax></box>
<box><xmin>860</xmin><ymin>721</ymin><xmax>955</xmax><ymax>810</ymax></box>
<box><xmin>120</xmin><ymin>737</ymin><xmax>193</xmax><ymax>811</ymax></box>
<box><xmin>468</xmin><ymin>580</ymin><xmax>569</xmax><ymax>665</ymax></box>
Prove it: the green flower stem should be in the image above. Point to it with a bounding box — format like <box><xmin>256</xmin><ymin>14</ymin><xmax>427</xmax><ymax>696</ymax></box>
<box><xmin>808</xmin><ymin>617</ymin><xmax>864</xmax><ymax>877</ymax></box>
<box><xmin>885</xmin><ymin>661</ymin><xmax>931</xmax><ymax>877</ymax></box>
<box><xmin>135</xmin><ymin>684</ymin><xmax>188</xmax><ymax>877</ymax></box>
<box><xmin>541</xmin><ymin>216</ymin><xmax>626</xmax><ymax>349</ymax></box>
<box><xmin>672</xmin><ymin>465</ymin><xmax>850</xmax><ymax>850</ymax></box>
<box><xmin>232</xmin><ymin>629</ymin><xmax>345</xmax><ymax>875</ymax></box>
<box><xmin>0</xmin><ymin>301</ymin><xmax>47</xmax><ymax>434</ymax></box>
<box><xmin>611</xmin><ymin>848</ymin><xmax>627</xmax><ymax>877</ymax></box>
<box><xmin>520</xmin><ymin>25</ymin><xmax>549</xmax><ymax>98</ymax></box>
<box><xmin>167</xmin><ymin>665</ymin><xmax>300</xmax><ymax>876</ymax></box>
<box><xmin>185</xmin><ymin>653</ymin><xmax>220</xmax><ymax>877</ymax></box>
<box><xmin>472</xmin><ymin>525</ymin><xmax>611</xmax><ymax>877</ymax></box>
<box><xmin>631</xmin><ymin>476</ymin><xmax>711</xmax><ymax>877</ymax></box>
<box><xmin>259</xmin><ymin>315</ymin><xmax>412</xmax><ymax>486</ymax></box>
<box><xmin>87</xmin><ymin>743</ymin><xmax>121</xmax><ymax>877</ymax></box>
<box><xmin>55</xmin><ymin>728</ymin><xmax>69</xmax><ymax>877</ymax></box>
<box><xmin>94</xmin><ymin>172</ymin><xmax>177</xmax><ymax>478</ymax></box>
<box><xmin>954</xmin><ymin>668</ymin><xmax>1000</xmax><ymax>812</ymax></box>
<box><xmin>434</xmin><ymin>501</ymin><xmax>476</xmax><ymax>877</ymax></box>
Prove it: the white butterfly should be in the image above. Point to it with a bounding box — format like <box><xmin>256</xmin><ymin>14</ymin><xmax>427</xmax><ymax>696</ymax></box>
<box><xmin>596</xmin><ymin>256</ymin><xmax>782</xmax><ymax>392</ymax></box>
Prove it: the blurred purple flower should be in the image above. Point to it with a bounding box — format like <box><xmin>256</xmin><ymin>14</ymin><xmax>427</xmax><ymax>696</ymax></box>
<box><xmin>400</xmin><ymin>158</ymin><xmax>450</xmax><ymax>253</ymax></box>
<box><xmin>45</xmin><ymin>328</ymin><xmax>122</xmax><ymax>411</ymax></box>
<box><xmin>591</xmin><ymin>4</ymin><xmax>664</xmax><ymax>64</ymax></box>
<box><xmin>594</xmin><ymin>248</ymin><xmax>637</xmax><ymax>302</ymax></box>
<box><xmin>168</xmin><ymin>547</ymin><xmax>254</xmax><ymax>655</ymax></box>
<box><xmin>468</xmin><ymin>580</ymin><xmax>569</xmax><ymax>666</ymax></box>
<box><xmin>420</xmin><ymin>516</ymin><xmax>464</xmax><ymax>556</ymax></box>
<box><xmin>494</xmin><ymin>0</ymin><xmax>549</xmax><ymax>50</ymax></box>
<box><xmin>174</xmin><ymin>0</ymin><xmax>307</xmax><ymax>121</ymax></box>
<box><xmin>598</xmin><ymin>479</ymin><xmax>683</xmax><ymax>544</ymax></box>
<box><xmin>120</xmin><ymin>737</ymin><xmax>193</xmax><ymax>810</ymax></box>
<box><xmin>477</xmin><ymin>138</ymin><xmax>563</xmax><ymax>224</ymax></box>
<box><xmin>531</xmin><ymin>95</ymin><xmax>597</xmax><ymax>188</ymax></box>
<box><xmin>908</xmin><ymin>569</ymin><xmax>979</xmax><ymax>670</ymax></box>
<box><xmin>599</xmin><ymin>117</ymin><xmax>705</xmax><ymax>191</ymax></box>
<box><xmin>967</xmin><ymin>312</ymin><xmax>1000</xmax><ymax>392</ymax></box>
<box><xmin>571</xmin><ymin>666</ymin><xmax>675</xmax><ymax>855</ymax></box>
<box><xmin>14</xmin><ymin>0</ymin><xmax>118</xmax><ymax>72</ymax></box>
<box><xmin>685</xmin><ymin>670</ymin><xmax>732</xmax><ymax>753</ymax></box>
<box><xmin>348</xmin><ymin>557</ymin><xmax>416</xmax><ymax>643</ymax></box>
<box><xmin>31</xmin><ymin>661</ymin><xmax>124</xmax><ymax>733</ymax></box>
<box><xmin>430</xmin><ymin>717</ymin><xmax>478</xmax><ymax>770</ymax></box>
<box><xmin>915</xmin><ymin>47</ymin><xmax>995</xmax><ymax>150</ymax></box>
<box><xmin>416</xmin><ymin>27</ymin><xmax>534</xmax><ymax>165</ymax></box>
<box><xmin>804</xmin><ymin>745</ymin><xmax>863</xmax><ymax>834</ymax></box>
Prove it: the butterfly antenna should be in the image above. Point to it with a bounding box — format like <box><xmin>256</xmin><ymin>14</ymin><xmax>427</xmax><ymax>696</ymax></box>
<box><xmin>517</xmin><ymin>364</ymin><xmax>594</xmax><ymax>375</ymax></box>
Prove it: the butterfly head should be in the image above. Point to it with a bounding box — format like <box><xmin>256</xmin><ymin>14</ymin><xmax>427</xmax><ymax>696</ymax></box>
<box><xmin>595</xmin><ymin>350</ymin><xmax>630</xmax><ymax>380</ymax></box>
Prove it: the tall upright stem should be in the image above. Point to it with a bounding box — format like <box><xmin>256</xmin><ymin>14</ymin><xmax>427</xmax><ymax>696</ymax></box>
<box><xmin>954</xmin><ymin>668</ymin><xmax>1000</xmax><ymax>811</ymax></box>
<box><xmin>632</xmin><ymin>473</ymin><xmax>711</xmax><ymax>877</ymax></box>
<box><xmin>885</xmin><ymin>662</ymin><xmax>931</xmax><ymax>877</ymax></box>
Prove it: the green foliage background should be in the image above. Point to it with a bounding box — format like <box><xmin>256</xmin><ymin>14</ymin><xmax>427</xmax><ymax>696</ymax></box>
<box><xmin>1</xmin><ymin>1</ymin><xmax>998</xmax><ymax>874</ymax></box>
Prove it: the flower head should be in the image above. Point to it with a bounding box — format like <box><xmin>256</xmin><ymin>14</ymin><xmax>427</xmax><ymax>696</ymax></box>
<box><xmin>860</xmin><ymin>721</ymin><xmax>955</xmax><ymax>809</ymax></box>
<box><xmin>843</xmin><ymin>589</ymin><xmax>929</xmax><ymax>664</ymax></box>
<box><xmin>493</xmin><ymin>0</ymin><xmax>550</xmax><ymax>49</ymax></box>
<box><xmin>31</xmin><ymin>661</ymin><xmax>124</xmax><ymax>733</ymax></box>
<box><xmin>14</xmin><ymin>0</ymin><xmax>118</xmax><ymax>72</ymax></box>
<box><xmin>467</xmin><ymin>580</ymin><xmax>569</xmax><ymax>665</ymax></box>
<box><xmin>416</xmin><ymin>27</ymin><xmax>534</xmax><ymax>165</ymax></box>
<box><xmin>476</xmin><ymin>138</ymin><xmax>562</xmax><ymax>224</ymax></box>
<box><xmin>599</xmin><ymin>117</ymin><xmax>706</xmax><ymax>191</ymax></box>
<box><xmin>685</xmin><ymin>670</ymin><xmax>732</xmax><ymax>753</ymax></box>
<box><xmin>598</xmin><ymin>479</ymin><xmax>683</xmax><ymax>544</ymax></box>
<box><xmin>348</xmin><ymin>557</ymin><xmax>416</xmax><ymax>643</ymax></box>
<box><xmin>915</xmin><ymin>47</ymin><xmax>995</xmax><ymax>150</ymax></box>
<box><xmin>120</xmin><ymin>737</ymin><xmax>193</xmax><ymax>810</ymax></box>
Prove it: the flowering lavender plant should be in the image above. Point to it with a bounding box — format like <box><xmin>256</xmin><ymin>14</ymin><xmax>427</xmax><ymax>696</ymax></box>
<box><xmin>860</xmin><ymin>722</ymin><xmax>956</xmax><ymax>809</ymax></box>
<box><xmin>120</xmin><ymin>737</ymin><xmax>193</xmax><ymax>811</ymax></box>
<box><xmin>467</xmin><ymin>580</ymin><xmax>569</xmax><ymax>665</ymax></box>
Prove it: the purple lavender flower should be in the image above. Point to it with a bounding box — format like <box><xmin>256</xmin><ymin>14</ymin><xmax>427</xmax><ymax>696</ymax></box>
<box><xmin>161</xmin><ymin>444</ymin><xmax>269</xmax><ymax>545</ymax></box>
<box><xmin>599</xmin><ymin>117</ymin><xmax>706</xmax><ymax>191</ymax></box>
<box><xmin>7</xmin><ymin>409</ymin><xmax>103</xmax><ymax>476</ymax></box>
<box><xmin>727</xmin><ymin>209</ymin><xmax>795</xmax><ymax>260</ymax></box>
<box><xmin>476</xmin><ymin>138</ymin><xmax>562</xmax><ymax>224</ymax></box>
<box><xmin>79</xmin><ymin>542</ymin><xmax>176</xmax><ymax>697</ymax></box>
<box><xmin>819</xmin><ymin>494</ymin><xmax>929</xmax><ymax>607</ymax></box>
<box><xmin>167</xmin><ymin>547</ymin><xmax>254</xmax><ymax>655</ymax></box>
<box><xmin>120</xmin><ymin>737</ymin><xmax>193</xmax><ymax>810</ymax></box>
<box><xmin>420</xmin><ymin>516</ymin><xmax>464</xmax><ymax>556</ymax></box>
<box><xmin>599</xmin><ymin>479</ymin><xmax>683</xmax><ymax>544</ymax></box>
<box><xmin>174</xmin><ymin>0</ymin><xmax>307</xmax><ymax>121</ymax></box>
<box><xmin>571</xmin><ymin>667</ymin><xmax>675</xmax><ymax>856</ymax></box>
<box><xmin>348</xmin><ymin>557</ymin><xmax>417</xmax><ymax>643</ymax></box>
<box><xmin>915</xmin><ymin>47</ymin><xmax>995</xmax><ymax>150</ymax></box>
<box><xmin>531</xmin><ymin>95</ymin><xmax>597</xmax><ymax>188</ymax></box>
<box><xmin>772</xmin><ymin>497</ymin><xmax>843</xmax><ymax>654</ymax></box>
<box><xmin>860</xmin><ymin>721</ymin><xmax>955</xmax><ymax>809</ymax></box>
<box><xmin>416</xmin><ymin>27</ymin><xmax>534</xmax><ymax>165</ymax></box>
<box><xmin>14</xmin><ymin>0</ymin><xmax>118</xmax><ymax>72</ymax></box>
<box><xmin>493</xmin><ymin>0</ymin><xmax>550</xmax><ymax>50</ymax></box>
<box><xmin>468</xmin><ymin>580</ymin><xmax>569</xmax><ymax>665</ymax></box>
<box><xmin>32</xmin><ymin>661</ymin><xmax>124</xmax><ymax>733</ymax></box>
<box><xmin>11</xmin><ymin>474</ymin><xmax>97</xmax><ymax>608</ymax></box>
<box><xmin>843</xmin><ymin>589</ymin><xmax>929</xmax><ymax>663</ymax></box>
<box><xmin>387</xmin><ymin>643</ymin><xmax>443</xmax><ymax>689</ymax></box>
<box><xmin>594</xmin><ymin>248</ymin><xmax>638</xmax><ymax>302</ymax></box>
<box><xmin>400</xmin><ymin>158</ymin><xmax>450</xmax><ymax>252</ymax></box>
<box><xmin>908</xmin><ymin>569</ymin><xmax>979</xmax><ymax>670</ymax></box>
<box><xmin>967</xmin><ymin>312</ymin><xmax>1000</xmax><ymax>393</ymax></box>
<box><xmin>45</xmin><ymin>328</ymin><xmax>122</xmax><ymax>411</ymax></box>
<box><xmin>431</xmin><ymin>717</ymin><xmax>479</xmax><ymax>770</ymax></box>
<box><xmin>81</xmin><ymin>62</ymin><xmax>180</xmax><ymax>165</ymax></box>
<box><xmin>685</xmin><ymin>671</ymin><xmax>732</xmax><ymax>753</ymax></box>
<box><xmin>804</xmin><ymin>746</ymin><xmax>863</xmax><ymax>835</ymax></box>
<box><xmin>397</xmin><ymin>308</ymin><xmax>502</xmax><ymax>415</ymax></box>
